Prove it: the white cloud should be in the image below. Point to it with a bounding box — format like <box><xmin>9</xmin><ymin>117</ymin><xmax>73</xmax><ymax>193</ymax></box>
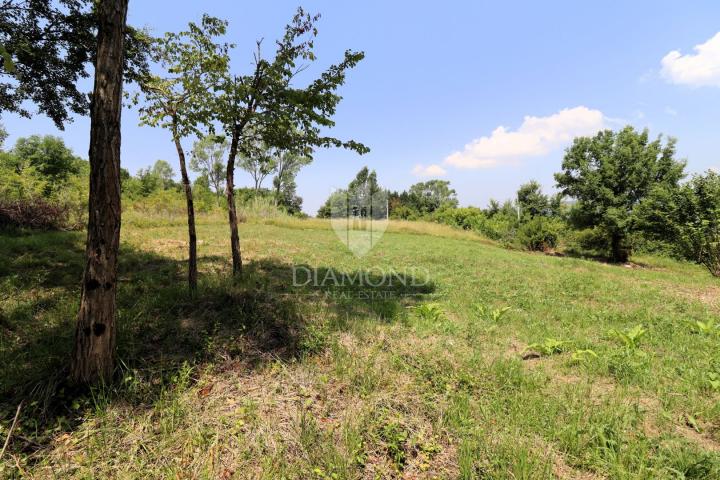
<box><xmin>661</xmin><ymin>32</ymin><xmax>720</xmax><ymax>87</ymax></box>
<box><xmin>443</xmin><ymin>106</ymin><xmax>605</xmax><ymax>169</ymax></box>
<box><xmin>411</xmin><ymin>164</ymin><xmax>447</xmax><ymax>177</ymax></box>
<box><xmin>664</xmin><ymin>106</ymin><xmax>678</xmax><ymax>116</ymax></box>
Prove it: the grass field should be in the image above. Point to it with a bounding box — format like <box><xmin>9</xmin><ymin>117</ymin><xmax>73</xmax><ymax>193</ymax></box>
<box><xmin>2</xmin><ymin>213</ymin><xmax>720</xmax><ymax>479</ymax></box>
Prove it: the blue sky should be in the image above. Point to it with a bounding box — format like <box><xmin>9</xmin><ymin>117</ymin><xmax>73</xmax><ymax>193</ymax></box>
<box><xmin>3</xmin><ymin>0</ymin><xmax>720</xmax><ymax>214</ymax></box>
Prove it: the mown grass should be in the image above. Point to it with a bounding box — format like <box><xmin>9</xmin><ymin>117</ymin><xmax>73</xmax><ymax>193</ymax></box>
<box><xmin>1</xmin><ymin>213</ymin><xmax>720</xmax><ymax>479</ymax></box>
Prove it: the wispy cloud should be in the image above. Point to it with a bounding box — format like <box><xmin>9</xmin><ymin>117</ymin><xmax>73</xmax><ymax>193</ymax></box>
<box><xmin>443</xmin><ymin>106</ymin><xmax>605</xmax><ymax>169</ymax></box>
<box><xmin>411</xmin><ymin>164</ymin><xmax>447</xmax><ymax>177</ymax></box>
<box><xmin>664</xmin><ymin>106</ymin><xmax>678</xmax><ymax>116</ymax></box>
<box><xmin>661</xmin><ymin>32</ymin><xmax>720</xmax><ymax>87</ymax></box>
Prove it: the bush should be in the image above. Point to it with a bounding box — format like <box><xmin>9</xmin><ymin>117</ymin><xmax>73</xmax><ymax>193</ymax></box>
<box><xmin>516</xmin><ymin>217</ymin><xmax>563</xmax><ymax>251</ymax></box>
<box><xmin>429</xmin><ymin>206</ymin><xmax>484</xmax><ymax>230</ymax></box>
<box><xmin>389</xmin><ymin>205</ymin><xmax>420</xmax><ymax>221</ymax></box>
<box><xmin>126</xmin><ymin>189</ymin><xmax>188</xmax><ymax>217</ymax></box>
<box><xmin>0</xmin><ymin>198</ymin><xmax>70</xmax><ymax>230</ymax></box>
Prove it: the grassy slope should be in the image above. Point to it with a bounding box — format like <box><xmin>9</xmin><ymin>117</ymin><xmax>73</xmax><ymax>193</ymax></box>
<box><xmin>1</xmin><ymin>215</ymin><xmax>720</xmax><ymax>479</ymax></box>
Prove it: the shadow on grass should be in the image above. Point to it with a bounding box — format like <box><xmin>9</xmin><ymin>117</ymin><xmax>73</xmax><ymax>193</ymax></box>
<box><xmin>0</xmin><ymin>229</ymin><xmax>435</xmax><ymax>456</ymax></box>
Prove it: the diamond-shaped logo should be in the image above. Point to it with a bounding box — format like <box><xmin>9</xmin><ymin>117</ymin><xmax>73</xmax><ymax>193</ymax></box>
<box><xmin>329</xmin><ymin>185</ymin><xmax>388</xmax><ymax>257</ymax></box>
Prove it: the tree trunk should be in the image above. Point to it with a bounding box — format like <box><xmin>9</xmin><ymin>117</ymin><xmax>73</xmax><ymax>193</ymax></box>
<box><xmin>226</xmin><ymin>130</ymin><xmax>242</xmax><ymax>276</ymax></box>
<box><xmin>174</xmin><ymin>133</ymin><xmax>198</xmax><ymax>291</ymax></box>
<box><xmin>71</xmin><ymin>0</ymin><xmax>128</xmax><ymax>385</ymax></box>
<box><xmin>610</xmin><ymin>232</ymin><xmax>629</xmax><ymax>263</ymax></box>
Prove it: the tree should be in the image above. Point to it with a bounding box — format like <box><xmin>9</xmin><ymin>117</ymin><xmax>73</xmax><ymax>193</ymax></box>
<box><xmin>272</xmin><ymin>150</ymin><xmax>311</xmax><ymax>202</ymax></box>
<box><xmin>485</xmin><ymin>199</ymin><xmax>501</xmax><ymax>217</ymax></box>
<box><xmin>1</xmin><ymin>0</ymin><xmax>149</xmax><ymax>129</ymax></box>
<box><xmin>0</xmin><ymin>123</ymin><xmax>7</xmax><ymax>150</ymax></box>
<box><xmin>274</xmin><ymin>174</ymin><xmax>303</xmax><ymax>215</ymax></box>
<box><xmin>516</xmin><ymin>180</ymin><xmax>550</xmax><ymax>219</ymax></box>
<box><xmin>71</xmin><ymin>0</ymin><xmax>129</xmax><ymax>385</ymax></box>
<box><xmin>190</xmin><ymin>135</ymin><xmax>227</xmax><ymax>199</ymax></box>
<box><xmin>239</xmin><ymin>139</ymin><xmax>276</xmax><ymax>192</ymax></box>
<box><xmin>214</xmin><ymin>8</ymin><xmax>368</xmax><ymax>276</ymax></box>
<box><xmin>317</xmin><ymin>166</ymin><xmax>383</xmax><ymax>219</ymax></box>
<box><xmin>555</xmin><ymin>126</ymin><xmax>685</xmax><ymax>262</ymax></box>
<box><xmin>134</xmin><ymin>15</ymin><xmax>229</xmax><ymax>292</ymax></box>
<box><xmin>9</xmin><ymin>135</ymin><xmax>83</xmax><ymax>191</ymax></box>
<box><xmin>151</xmin><ymin>159</ymin><xmax>175</xmax><ymax>189</ymax></box>
<box><xmin>638</xmin><ymin>170</ymin><xmax>720</xmax><ymax>276</ymax></box>
<box><xmin>408</xmin><ymin>180</ymin><xmax>458</xmax><ymax>214</ymax></box>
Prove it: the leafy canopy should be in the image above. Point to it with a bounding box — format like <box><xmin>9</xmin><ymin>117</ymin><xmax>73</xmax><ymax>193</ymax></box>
<box><xmin>555</xmin><ymin>126</ymin><xmax>685</xmax><ymax>261</ymax></box>
<box><xmin>408</xmin><ymin>180</ymin><xmax>458</xmax><ymax>214</ymax></box>
<box><xmin>0</xmin><ymin>0</ymin><xmax>150</xmax><ymax>128</ymax></box>
<box><xmin>214</xmin><ymin>7</ymin><xmax>368</xmax><ymax>159</ymax></box>
<box><xmin>133</xmin><ymin>15</ymin><xmax>229</xmax><ymax>140</ymax></box>
<box><xmin>637</xmin><ymin>170</ymin><xmax>720</xmax><ymax>275</ymax></box>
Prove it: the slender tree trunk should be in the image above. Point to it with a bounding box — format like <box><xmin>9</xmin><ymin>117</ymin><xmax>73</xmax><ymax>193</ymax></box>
<box><xmin>71</xmin><ymin>0</ymin><xmax>128</xmax><ymax>385</ymax></box>
<box><xmin>226</xmin><ymin>130</ymin><xmax>242</xmax><ymax>276</ymax></box>
<box><xmin>274</xmin><ymin>180</ymin><xmax>281</xmax><ymax>206</ymax></box>
<box><xmin>173</xmin><ymin>132</ymin><xmax>198</xmax><ymax>291</ymax></box>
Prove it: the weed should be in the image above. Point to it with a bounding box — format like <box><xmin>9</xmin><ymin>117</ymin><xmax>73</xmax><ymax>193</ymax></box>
<box><xmin>376</xmin><ymin>419</ymin><xmax>411</xmax><ymax>471</ymax></box>
<box><xmin>571</xmin><ymin>349</ymin><xmax>599</xmax><ymax>363</ymax></box>
<box><xmin>705</xmin><ymin>372</ymin><xmax>720</xmax><ymax>392</ymax></box>
<box><xmin>608</xmin><ymin>324</ymin><xmax>647</xmax><ymax>350</ymax></box>
<box><xmin>412</xmin><ymin>302</ymin><xmax>445</xmax><ymax>323</ymax></box>
<box><xmin>687</xmin><ymin>319</ymin><xmax>718</xmax><ymax>335</ymax></box>
<box><xmin>474</xmin><ymin>304</ymin><xmax>511</xmax><ymax>322</ymax></box>
<box><xmin>525</xmin><ymin>338</ymin><xmax>569</xmax><ymax>356</ymax></box>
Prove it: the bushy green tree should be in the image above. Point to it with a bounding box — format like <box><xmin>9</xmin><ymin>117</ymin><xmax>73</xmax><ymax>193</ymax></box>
<box><xmin>555</xmin><ymin>126</ymin><xmax>685</xmax><ymax>262</ymax></box>
<box><xmin>275</xmin><ymin>176</ymin><xmax>303</xmax><ymax>215</ymax></box>
<box><xmin>637</xmin><ymin>170</ymin><xmax>720</xmax><ymax>276</ymax></box>
<box><xmin>407</xmin><ymin>180</ymin><xmax>458</xmax><ymax>215</ymax></box>
<box><xmin>10</xmin><ymin>135</ymin><xmax>83</xmax><ymax>190</ymax></box>
<box><xmin>516</xmin><ymin>180</ymin><xmax>550</xmax><ymax>218</ymax></box>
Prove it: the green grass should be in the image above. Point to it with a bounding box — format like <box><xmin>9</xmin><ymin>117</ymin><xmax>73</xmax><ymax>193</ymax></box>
<box><xmin>1</xmin><ymin>214</ymin><xmax>720</xmax><ymax>478</ymax></box>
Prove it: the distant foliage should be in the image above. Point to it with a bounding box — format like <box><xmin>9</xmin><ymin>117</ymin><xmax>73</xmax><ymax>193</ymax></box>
<box><xmin>0</xmin><ymin>135</ymin><xmax>88</xmax><ymax>229</ymax></box>
<box><xmin>388</xmin><ymin>180</ymin><xmax>458</xmax><ymax>219</ymax></box>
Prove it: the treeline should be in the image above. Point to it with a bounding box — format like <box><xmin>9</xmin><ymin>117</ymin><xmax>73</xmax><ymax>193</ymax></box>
<box><xmin>322</xmin><ymin>127</ymin><xmax>720</xmax><ymax>276</ymax></box>
<box><xmin>0</xmin><ymin>131</ymin><xmax>307</xmax><ymax>229</ymax></box>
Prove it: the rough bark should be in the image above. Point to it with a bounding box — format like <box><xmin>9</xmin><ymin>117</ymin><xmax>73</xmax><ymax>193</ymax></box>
<box><xmin>70</xmin><ymin>0</ymin><xmax>128</xmax><ymax>385</ymax></box>
<box><xmin>174</xmin><ymin>131</ymin><xmax>198</xmax><ymax>291</ymax></box>
<box><xmin>226</xmin><ymin>129</ymin><xmax>242</xmax><ymax>276</ymax></box>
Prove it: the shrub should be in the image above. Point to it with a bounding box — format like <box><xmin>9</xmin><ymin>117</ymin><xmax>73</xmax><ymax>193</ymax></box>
<box><xmin>565</xmin><ymin>227</ymin><xmax>611</xmax><ymax>258</ymax></box>
<box><xmin>390</xmin><ymin>205</ymin><xmax>420</xmax><ymax>221</ymax></box>
<box><xmin>516</xmin><ymin>217</ymin><xmax>562</xmax><ymax>251</ymax></box>
<box><xmin>0</xmin><ymin>198</ymin><xmax>70</xmax><ymax>230</ymax></box>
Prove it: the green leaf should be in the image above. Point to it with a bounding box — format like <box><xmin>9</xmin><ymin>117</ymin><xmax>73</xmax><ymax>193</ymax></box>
<box><xmin>0</xmin><ymin>44</ymin><xmax>15</xmax><ymax>73</ymax></box>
